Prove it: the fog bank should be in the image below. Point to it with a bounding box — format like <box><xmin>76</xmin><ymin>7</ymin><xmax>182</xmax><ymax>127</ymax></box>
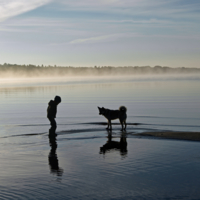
<box><xmin>1</xmin><ymin>64</ymin><xmax>200</xmax><ymax>78</ymax></box>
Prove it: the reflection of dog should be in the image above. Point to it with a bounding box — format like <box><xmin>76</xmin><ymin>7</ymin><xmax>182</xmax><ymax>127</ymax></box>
<box><xmin>100</xmin><ymin>134</ymin><xmax>127</xmax><ymax>156</ymax></box>
<box><xmin>98</xmin><ymin>106</ymin><xmax>127</xmax><ymax>131</ymax></box>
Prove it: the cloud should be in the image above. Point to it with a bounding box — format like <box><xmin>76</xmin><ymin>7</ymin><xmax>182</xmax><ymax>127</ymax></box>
<box><xmin>50</xmin><ymin>33</ymin><xmax>131</xmax><ymax>46</ymax></box>
<box><xmin>58</xmin><ymin>0</ymin><xmax>162</xmax><ymax>8</ymax></box>
<box><xmin>57</xmin><ymin>0</ymin><xmax>169</xmax><ymax>9</ymax></box>
<box><xmin>0</xmin><ymin>0</ymin><xmax>52</xmax><ymax>22</ymax></box>
<box><xmin>57</xmin><ymin>0</ymin><xmax>200</xmax><ymax>20</ymax></box>
<box><xmin>69</xmin><ymin>34</ymin><xmax>118</xmax><ymax>44</ymax></box>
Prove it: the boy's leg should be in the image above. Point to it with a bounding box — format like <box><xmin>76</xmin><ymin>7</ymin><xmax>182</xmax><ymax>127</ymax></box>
<box><xmin>48</xmin><ymin>117</ymin><xmax>57</xmax><ymax>133</ymax></box>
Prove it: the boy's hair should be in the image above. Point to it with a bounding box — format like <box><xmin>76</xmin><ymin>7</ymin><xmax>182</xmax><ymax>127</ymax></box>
<box><xmin>54</xmin><ymin>96</ymin><xmax>61</xmax><ymax>103</ymax></box>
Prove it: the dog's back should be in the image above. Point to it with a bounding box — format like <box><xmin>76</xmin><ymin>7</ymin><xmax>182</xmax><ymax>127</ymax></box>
<box><xmin>108</xmin><ymin>109</ymin><xmax>121</xmax><ymax>120</ymax></box>
<box><xmin>98</xmin><ymin>106</ymin><xmax>127</xmax><ymax>121</ymax></box>
<box><xmin>98</xmin><ymin>106</ymin><xmax>127</xmax><ymax>130</ymax></box>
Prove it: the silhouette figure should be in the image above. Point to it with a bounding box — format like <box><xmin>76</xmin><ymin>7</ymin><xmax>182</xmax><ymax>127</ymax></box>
<box><xmin>47</xmin><ymin>96</ymin><xmax>61</xmax><ymax>134</ymax></box>
<box><xmin>100</xmin><ymin>132</ymin><xmax>127</xmax><ymax>157</ymax></box>
<box><xmin>98</xmin><ymin>106</ymin><xmax>127</xmax><ymax>131</ymax></box>
<box><xmin>48</xmin><ymin>128</ymin><xmax>63</xmax><ymax>176</ymax></box>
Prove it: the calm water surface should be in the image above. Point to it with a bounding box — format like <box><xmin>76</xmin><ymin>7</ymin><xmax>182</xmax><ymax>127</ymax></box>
<box><xmin>0</xmin><ymin>76</ymin><xmax>200</xmax><ymax>199</ymax></box>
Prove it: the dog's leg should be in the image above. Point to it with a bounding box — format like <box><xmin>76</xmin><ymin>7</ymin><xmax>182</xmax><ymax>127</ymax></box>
<box><xmin>107</xmin><ymin>120</ymin><xmax>112</xmax><ymax>130</ymax></box>
<box><xmin>124</xmin><ymin>120</ymin><xmax>127</xmax><ymax>130</ymax></box>
<box><xmin>109</xmin><ymin>120</ymin><xmax>112</xmax><ymax>130</ymax></box>
<box><xmin>106</xmin><ymin>120</ymin><xmax>109</xmax><ymax>130</ymax></box>
<box><xmin>120</xmin><ymin>119</ymin><xmax>124</xmax><ymax>131</ymax></box>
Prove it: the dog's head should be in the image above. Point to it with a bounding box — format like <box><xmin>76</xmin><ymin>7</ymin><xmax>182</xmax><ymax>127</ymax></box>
<box><xmin>98</xmin><ymin>107</ymin><xmax>105</xmax><ymax>115</ymax></box>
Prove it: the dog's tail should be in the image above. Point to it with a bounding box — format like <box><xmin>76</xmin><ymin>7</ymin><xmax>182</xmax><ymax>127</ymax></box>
<box><xmin>119</xmin><ymin>106</ymin><xmax>127</xmax><ymax>113</ymax></box>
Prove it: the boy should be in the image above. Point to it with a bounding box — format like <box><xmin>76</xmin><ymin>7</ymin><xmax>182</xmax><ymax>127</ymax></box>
<box><xmin>47</xmin><ymin>96</ymin><xmax>61</xmax><ymax>132</ymax></box>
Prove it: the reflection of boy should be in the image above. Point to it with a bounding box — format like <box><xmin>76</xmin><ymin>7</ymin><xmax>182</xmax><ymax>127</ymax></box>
<box><xmin>47</xmin><ymin>96</ymin><xmax>61</xmax><ymax>131</ymax></box>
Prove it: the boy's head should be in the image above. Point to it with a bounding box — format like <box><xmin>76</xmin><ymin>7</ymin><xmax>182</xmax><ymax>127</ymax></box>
<box><xmin>54</xmin><ymin>96</ymin><xmax>61</xmax><ymax>104</ymax></box>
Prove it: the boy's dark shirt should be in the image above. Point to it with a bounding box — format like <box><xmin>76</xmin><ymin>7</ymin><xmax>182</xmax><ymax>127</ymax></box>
<box><xmin>47</xmin><ymin>100</ymin><xmax>57</xmax><ymax>118</ymax></box>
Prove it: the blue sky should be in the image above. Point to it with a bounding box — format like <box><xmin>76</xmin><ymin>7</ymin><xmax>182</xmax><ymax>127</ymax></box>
<box><xmin>0</xmin><ymin>0</ymin><xmax>200</xmax><ymax>67</ymax></box>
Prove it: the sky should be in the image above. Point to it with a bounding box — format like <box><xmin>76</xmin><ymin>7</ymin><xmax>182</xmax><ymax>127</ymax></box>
<box><xmin>0</xmin><ymin>0</ymin><xmax>200</xmax><ymax>67</ymax></box>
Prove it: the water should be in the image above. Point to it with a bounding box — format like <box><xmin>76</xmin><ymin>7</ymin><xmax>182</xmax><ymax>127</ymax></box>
<box><xmin>0</xmin><ymin>76</ymin><xmax>200</xmax><ymax>199</ymax></box>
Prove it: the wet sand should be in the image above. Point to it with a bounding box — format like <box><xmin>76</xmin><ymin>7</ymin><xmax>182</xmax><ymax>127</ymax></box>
<box><xmin>135</xmin><ymin>131</ymin><xmax>200</xmax><ymax>141</ymax></box>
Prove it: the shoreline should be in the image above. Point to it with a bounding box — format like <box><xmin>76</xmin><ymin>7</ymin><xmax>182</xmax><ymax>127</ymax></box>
<box><xmin>135</xmin><ymin>131</ymin><xmax>200</xmax><ymax>142</ymax></box>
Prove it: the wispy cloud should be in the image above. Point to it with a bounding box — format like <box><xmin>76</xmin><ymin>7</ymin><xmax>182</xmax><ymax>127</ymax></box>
<box><xmin>0</xmin><ymin>0</ymin><xmax>200</xmax><ymax>67</ymax></box>
<box><xmin>58</xmin><ymin>0</ymin><xmax>160</xmax><ymax>8</ymax></box>
<box><xmin>0</xmin><ymin>0</ymin><xmax>52</xmax><ymax>22</ymax></box>
<box><xmin>58</xmin><ymin>0</ymin><xmax>200</xmax><ymax>20</ymax></box>
<box><xmin>69</xmin><ymin>34</ymin><xmax>119</xmax><ymax>44</ymax></box>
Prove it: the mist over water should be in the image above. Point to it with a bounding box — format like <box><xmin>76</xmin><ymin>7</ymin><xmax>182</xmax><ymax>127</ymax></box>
<box><xmin>1</xmin><ymin>64</ymin><xmax>200</xmax><ymax>79</ymax></box>
<box><xmin>0</xmin><ymin>74</ymin><xmax>200</xmax><ymax>135</ymax></box>
<box><xmin>1</xmin><ymin>73</ymin><xmax>200</xmax><ymax>87</ymax></box>
<box><xmin>0</xmin><ymin>75</ymin><xmax>200</xmax><ymax>199</ymax></box>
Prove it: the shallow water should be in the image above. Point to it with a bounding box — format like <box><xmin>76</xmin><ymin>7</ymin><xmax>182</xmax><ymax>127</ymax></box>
<box><xmin>0</xmin><ymin>76</ymin><xmax>200</xmax><ymax>199</ymax></box>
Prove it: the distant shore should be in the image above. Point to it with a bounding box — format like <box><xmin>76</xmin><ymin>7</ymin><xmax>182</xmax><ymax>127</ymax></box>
<box><xmin>1</xmin><ymin>64</ymin><xmax>200</xmax><ymax>77</ymax></box>
<box><xmin>135</xmin><ymin>132</ymin><xmax>200</xmax><ymax>142</ymax></box>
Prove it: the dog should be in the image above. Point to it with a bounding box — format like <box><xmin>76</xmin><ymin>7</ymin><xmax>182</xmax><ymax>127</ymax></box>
<box><xmin>98</xmin><ymin>106</ymin><xmax>127</xmax><ymax>131</ymax></box>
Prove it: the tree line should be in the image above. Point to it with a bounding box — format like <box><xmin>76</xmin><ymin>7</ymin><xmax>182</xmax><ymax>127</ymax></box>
<box><xmin>0</xmin><ymin>63</ymin><xmax>200</xmax><ymax>77</ymax></box>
